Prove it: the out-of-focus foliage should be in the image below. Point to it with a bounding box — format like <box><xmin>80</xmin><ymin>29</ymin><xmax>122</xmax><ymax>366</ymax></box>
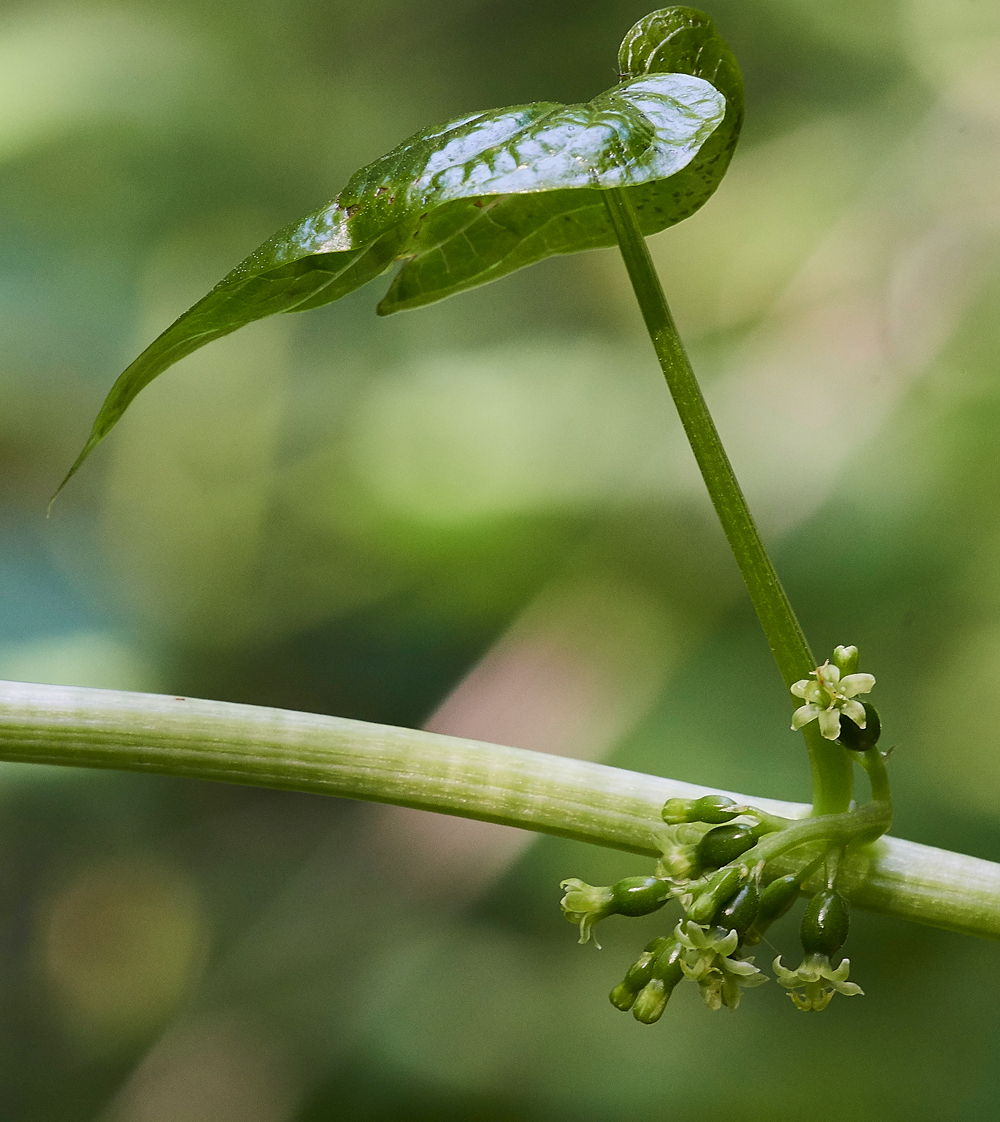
<box><xmin>1</xmin><ymin>0</ymin><xmax>1000</xmax><ymax>1119</ymax></box>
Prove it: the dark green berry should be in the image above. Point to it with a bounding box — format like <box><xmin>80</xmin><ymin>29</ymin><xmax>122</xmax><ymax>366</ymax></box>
<box><xmin>836</xmin><ymin>703</ymin><xmax>881</xmax><ymax>751</ymax></box>
<box><xmin>742</xmin><ymin>874</ymin><xmax>800</xmax><ymax>945</ymax></box>
<box><xmin>611</xmin><ymin>937</ymin><xmax>672</xmax><ymax>1012</ymax></box>
<box><xmin>621</xmin><ymin>937</ymin><xmax>672</xmax><ymax>991</ymax></box>
<box><xmin>801</xmin><ymin>889</ymin><xmax>850</xmax><ymax>957</ymax></box>
<box><xmin>687</xmin><ymin>865</ymin><xmax>743</xmax><ymax>924</ymax></box>
<box><xmin>696</xmin><ymin>823</ymin><xmax>757</xmax><ymax>869</ymax></box>
<box><xmin>610</xmin><ymin>876</ymin><xmax>673</xmax><ymax>917</ymax></box>
<box><xmin>650</xmin><ymin>940</ymin><xmax>683</xmax><ymax>981</ymax></box>
<box><xmin>713</xmin><ymin>881</ymin><xmax>760</xmax><ymax>937</ymax></box>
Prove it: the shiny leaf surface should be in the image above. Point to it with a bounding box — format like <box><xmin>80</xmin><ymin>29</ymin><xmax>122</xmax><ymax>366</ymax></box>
<box><xmin>56</xmin><ymin>7</ymin><xmax>743</xmax><ymax>497</ymax></box>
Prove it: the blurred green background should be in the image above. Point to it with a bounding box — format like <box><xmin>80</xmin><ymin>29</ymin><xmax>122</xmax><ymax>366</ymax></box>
<box><xmin>2</xmin><ymin>0</ymin><xmax>1000</xmax><ymax>1117</ymax></box>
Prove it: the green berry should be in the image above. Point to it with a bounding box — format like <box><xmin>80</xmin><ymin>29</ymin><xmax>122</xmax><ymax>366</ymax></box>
<box><xmin>837</xmin><ymin>703</ymin><xmax>881</xmax><ymax>751</ymax></box>
<box><xmin>757</xmin><ymin>874</ymin><xmax>801</xmax><ymax>922</ymax></box>
<box><xmin>713</xmin><ymin>881</ymin><xmax>760</xmax><ymax>937</ymax></box>
<box><xmin>696</xmin><ymin>823</ymin><xmax>757</xmax><ymax>869</ymax></box>
<box><xmin>687</xmin><ymin>865</ymin><xmax>742</xmax><ymax>923</ymax></box>
<box><xmin>610</xmin><ymin>876</ymin><xmax>673</xmax><ymax>917</ymax></box>
<box><xmin>621</xmin><ymin>937</ymin><xmax>671</xmax><ymax>991</ymax></box>
<box><xmin>742</xmin><ymin>874</ymin><xmax>799</xmax><ymax>945</ymax></box>
<box><xmin>801</xmin><ymin>889</ymin><xmax>850</xmax><ymax>957</ymax></box>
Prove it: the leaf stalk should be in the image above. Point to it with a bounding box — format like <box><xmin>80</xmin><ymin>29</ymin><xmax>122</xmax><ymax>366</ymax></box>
<box><xmin>600</xmin><ymin>185</ymin><xmax>853</xmax><ymax>816</ymax></box>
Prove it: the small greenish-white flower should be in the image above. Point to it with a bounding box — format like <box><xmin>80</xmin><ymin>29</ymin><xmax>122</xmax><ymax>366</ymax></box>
<box><xmin>790</xmin><ymin>661</ymin><xmax>875</xmax><ymax>741</ymax></box>
<box><xmin>559</xmin><ymin>879</ymin><xmax>614</xmax><ymax>946</ymax></box>
<box><xmin>675</xmin><ymin>920</ymin><xmax>767</xmax><ymax>1010</ymax></box>
<box><xmin>773</xmin><ymin>952</ymin><xmax>863</xmax><ymax>1012</ymax></box>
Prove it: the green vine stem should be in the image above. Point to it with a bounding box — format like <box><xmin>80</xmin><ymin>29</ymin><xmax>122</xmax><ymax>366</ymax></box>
<box><xmin>601</xmin><ymin>185</ymin><xmax>852</xmax><ymax>817</ymax></box>
<box><xmin>1</xmin><ymin>679</ymin><xmax>997</xmax><ymax>941</ymax></box>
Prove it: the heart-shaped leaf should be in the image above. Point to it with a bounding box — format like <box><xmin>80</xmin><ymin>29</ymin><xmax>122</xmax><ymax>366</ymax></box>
<box><xmin>55</xmin><ymin>6</ymin><xmax>742</xmax><ymax>498</ymax></box>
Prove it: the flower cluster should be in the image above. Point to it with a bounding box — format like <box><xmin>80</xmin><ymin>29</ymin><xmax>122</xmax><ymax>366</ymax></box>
<box><xmin>676</xmin><ymin>920</ymin><xmax>767</xmax><ymax>1010</ymax></box>
<box><xmin>790</xmin><ymin>646</ymin><xmax>875</xmax><ymax>741</ymax></box>
<box><xmin>560</xmin><ymin>643</ymin><xmax>882</xmax><ymax>1023</ymax></box>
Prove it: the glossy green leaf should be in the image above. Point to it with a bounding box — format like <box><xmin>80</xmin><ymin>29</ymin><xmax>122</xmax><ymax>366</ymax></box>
<box><xmin>55</xmin><ymin>7</ymin><xmax>743</xmax><ymax>498</ymax></box>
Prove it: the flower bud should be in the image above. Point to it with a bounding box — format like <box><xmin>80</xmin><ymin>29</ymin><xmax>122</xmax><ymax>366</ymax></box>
<box><xmin>832</xmin><ymin>645</ymin><xmax>859</xmax><ymax>675</ymax></box>
<box><xmin>631</xmin><ymin>978</ymin><xmax>669</xmax><ymax>1023</ymax></box>
<box><xmin>621</xmin><ymin>936</ymin><xmax>672</xmax><ymax>991</ymax></box>
<box><xmin>662</xmin><ymin>794</ymin><xmax>740</xmax><ymax>825</ymax></box>
<box><xmin>609</xmin><ymin>982</ymin><xmax>638</xmax><ymax>1011</ymax></box>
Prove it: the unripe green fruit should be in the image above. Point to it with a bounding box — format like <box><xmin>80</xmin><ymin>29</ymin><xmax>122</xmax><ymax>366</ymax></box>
<box><xmin>757</xmin><ymin>874</ymin><xmax>801</xmax><ymax>923</ymax></box>
<box><xmin>801</xmin><ymin>889</ymin><xmax>850</xmax><ymax>957</ymax></box>
<box><xmin>758</xmin><ymin>870</ymin><xmax>799</xmax><ymax>924</ymax></box>
<box><xmin>742</xmin><ymin>874</ymin><xmax>799</xmax><ymax>945</ymax></box>
<box><xmin>836</xmin><ymin>703</ymin><xmax>881</xmax><ymax>751</ymax></box>
<box><xmin>696</xmin><ymin>823</ymin><xmax>757</xmax><ymax>869</ymax></box>
<box><xmin>610</xmin><ymin>936</ymin><xmax>674</xmax><ymax>1012</ymax></box>
<box><xmin>610</xmin><ymin>876</ymin><xmax>673</xmax><ymax>917</ymax></box>
<box><xmin>713</xmin><ymin>881</ymin><xmax>760</xmax><ymax>937</ymax></box>
<box><xmin>687</xmin><ymin>865</ymin><xmax>742</xmax><ymax>923</ymax></box>
<box><xmin>662</xmin><ymin>794</ymin><xmax>740</xmax><ymax>825</ymax></box>
<box><xmin>621</xmin><ymin>937</ymin><xmax>672</xmax><ymax>991</ymax></box>
<box><xmin>650</xmin><ymin>941</ymin><xmax>683</xmax><ymax>981</ymax></box>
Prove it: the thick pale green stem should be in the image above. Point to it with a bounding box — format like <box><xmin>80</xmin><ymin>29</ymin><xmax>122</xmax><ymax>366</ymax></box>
<box><xmin>601</xmin><ymin>186</ymin><xmax>852</xmax><ymax>815</ymax></box>
<box><xmin>0</xmin><ymin>680</ymin><xmax>997</xmax><ymax>941</ymax></box>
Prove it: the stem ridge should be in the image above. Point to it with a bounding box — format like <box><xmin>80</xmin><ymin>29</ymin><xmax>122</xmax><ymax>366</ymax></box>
<box><xmin>0</xmin><ymin>679</ymin><xmax>996</xmax><ymax>941</ymax></box>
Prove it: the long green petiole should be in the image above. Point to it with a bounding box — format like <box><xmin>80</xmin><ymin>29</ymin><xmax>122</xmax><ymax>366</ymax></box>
<box><xmin>601</xmin><ymin>185</ymin><xmax>852</xmax><ymax>817</ymax></box>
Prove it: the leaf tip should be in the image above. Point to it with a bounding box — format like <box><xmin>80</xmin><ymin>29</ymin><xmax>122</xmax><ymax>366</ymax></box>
<box><xmin>48</xmin><ymin>435</ymin><xmax>102</xmax><ymax>514</ymax></box>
